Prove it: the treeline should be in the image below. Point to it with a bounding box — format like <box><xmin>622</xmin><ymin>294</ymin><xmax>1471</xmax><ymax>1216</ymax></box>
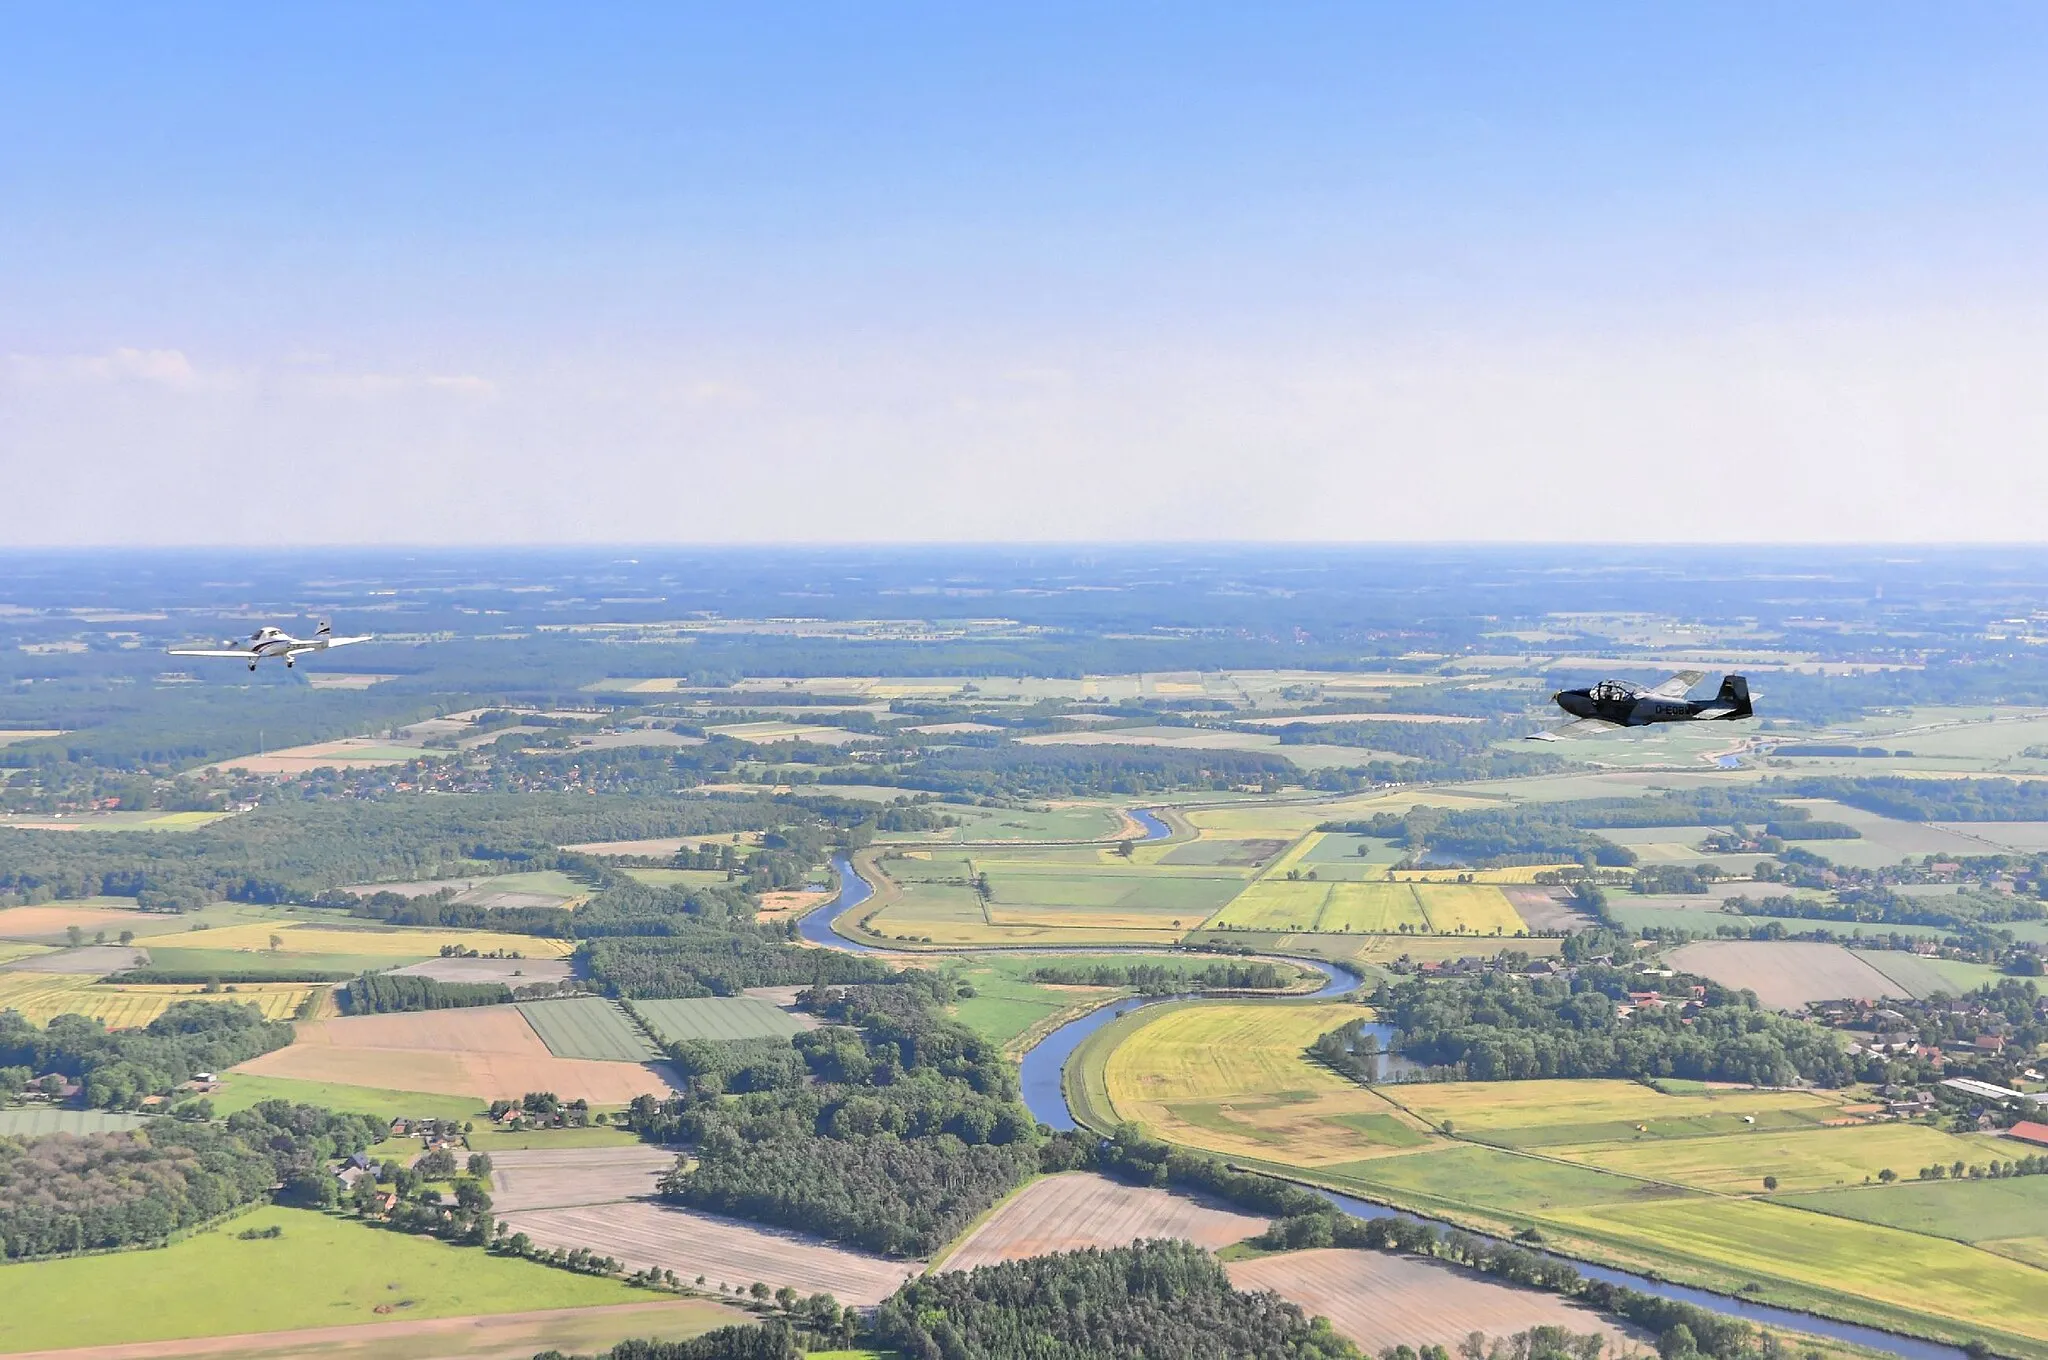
<box><xmin>870</xmin><ymin>1240</ymin><xmax>1361</xmax><ymax>1359</ymax></box>
<box><xmin>860</xmin><ymin>745</ymin><xmax>1301</xmax><ymax>799</ymax></box>
<box><xmin>1782</xmin><ymin>775</ymin><xmax>2048</xmax><ymax>823</ymax></box>
<box><xmin>0</xmin><ymin>794</ymin><xmax>778</xmax><ymax>907</ymax></box>
<box><xmin>1026</xmin><ymin>960</ymin><xmax>1303</xmax><ymax>993</ymax></box>
<box><xmin>108</xmin><ymin>967</ymin><xmax>354</xmax><ymax>984</ymax></box>
<box><xmin>583</xmin><ymin>924</ymin><xmax>891</xmax><ymax>998</ymax></box>
<box><xmin>0</xmin><ymin>1002</ymin><xmax>293</xmax><ymax>1109</ymax></box>
<box><xmin>643</xmin><ymin>975</ymin><xmax>1038</xmax><ymax>1257</ymax></box>
<box><xmin>1723</xmin><ymin>890</ymin><xmax>2047</xmax><ymax>931</ymax></box>
<box><xmin>0</xmin><ymin>1101</ymin><xmax>384</xmax><ymax>1259</ymax></box>
<box><xmin>1363</xmin><ymin>971</ymin><xmax>1855</xmax><ymax>1086</ymax></box>
<box><xmin>344</xmin><ymin>972</ymin><xmax>511</xmax><ymax>1013</ymax></box>
<box><xmin>1327</xmin><ymin>790</ymin><xmax>1849</xmax><ymax>868</ymax></box>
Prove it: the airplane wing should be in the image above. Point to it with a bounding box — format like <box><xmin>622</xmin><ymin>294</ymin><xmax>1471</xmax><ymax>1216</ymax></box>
<box><xmin>1646</xmin><ymin>670</ymin><xmax>1706</xmax><ymax>700</ymax></box>
<box><xmin>316</xmin><ymin>635</ymin><xmax>371</xmax><ymax>648</ymax></box>
<box><xmin>166</xmin><ymin>647</ymin><xmax>253</xmax><ymax>658</ymax></box>
<box><xmin>1526</xmin><ymin>718</ymin><xmax>1624</xmax><ymax>742</ymax></box>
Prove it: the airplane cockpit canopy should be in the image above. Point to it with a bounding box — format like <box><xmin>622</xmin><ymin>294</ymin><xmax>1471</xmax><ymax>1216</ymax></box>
<box><xmin>1590</xmin><ymin>679</ymin><xmax>1640</xmax><ymax>703</ymax></box>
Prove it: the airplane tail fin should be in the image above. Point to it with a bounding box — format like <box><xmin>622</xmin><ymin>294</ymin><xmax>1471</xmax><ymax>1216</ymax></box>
<box><xmin>1716</xmin><ymin>675</ymin><xmax>1752</xmax><ymax>718</ymax></box>
<box><xmin>316</xmin><ymin>620</ymin><xmax>332</xmax><ymax>638</ymax></box>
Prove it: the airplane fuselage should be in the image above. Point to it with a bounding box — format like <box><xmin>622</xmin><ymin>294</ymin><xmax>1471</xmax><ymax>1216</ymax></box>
<box><xmin>1554</xmin><ymin>691</ymin><xmax>1702</xmax><ymax>726</ymax></box>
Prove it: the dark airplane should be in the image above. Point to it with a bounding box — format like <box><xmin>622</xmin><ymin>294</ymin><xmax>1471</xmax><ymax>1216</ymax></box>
<box><xmin>1527</xmin><ymin>671</ymin><xmax>1752</xmax><ymax>740</ymax></box>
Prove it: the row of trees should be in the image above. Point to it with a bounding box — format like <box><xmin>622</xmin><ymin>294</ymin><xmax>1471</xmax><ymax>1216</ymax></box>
<box><xmin>1025</xmin><ymin>959</ymin><xmax>1305</xmax><ymax>993</ymax></box>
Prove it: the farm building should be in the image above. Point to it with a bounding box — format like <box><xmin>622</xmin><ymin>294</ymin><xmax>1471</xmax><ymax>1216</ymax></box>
<box><xmin>2003</xmin><ymin>1120</ymin><xmax>2048</xmax><ymax>1149</ymax></box>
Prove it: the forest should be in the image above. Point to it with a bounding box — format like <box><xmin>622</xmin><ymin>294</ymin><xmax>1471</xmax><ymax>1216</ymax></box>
<box><xmin>581</xmin><ymin>923</ymin><xmax>891</xmax><ymax>997</ymax></box>
<box><xmin>648</xmin><ymin>976</ymin><xmax>1040</xmax><ymax>1257</ymax></box>
<box><xmin>0</xmin><ymin>1001</ymin><xmax>293</xmax><ymax>1108</ymax></box>
<box><xmin>343</xmin><ymin>971</ymin><xmax>512</xmax><ymax>1013</ymax></box>
<box><xmin>0</xmin><ymin>1100</ymin><xmax>383</xmax><ymax>1259</ymax></box>
<box><xmin>1783</xmin><ymin>775</ymin><xmax>2048</xmax><ymax>822</ymax></box>
<box><xmin>1026</xmin><ymin>959</ymin><xmax>1303</xmax><ymax>993</ymax></box>
<box><xmin>1358</xmin><ymin>971</ymin><xmax>1856</xmax><ymax>1086</ymax></box>
<box><xmin>0</xmin><ymin>793</ymin><xmax>778</xmax><ymax>906</ymax></box>
<box><xmin>869</xmin><ymin>1240</ymin><xmax>1361</xmax><ymax>1360</ymax></box>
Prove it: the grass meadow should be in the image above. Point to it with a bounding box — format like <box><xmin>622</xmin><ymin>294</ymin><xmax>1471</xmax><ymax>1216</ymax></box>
<box><xmin>0</xmin><ymin>1205</ymin><xmax>642</xmax><ymax>1352</ymax></box>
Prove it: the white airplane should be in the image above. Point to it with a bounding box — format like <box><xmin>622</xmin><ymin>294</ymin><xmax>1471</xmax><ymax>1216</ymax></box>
<box><xmin>168</xmin><ymin>621</ymin><xmax>371</xmax><ymax>671</ymax></box>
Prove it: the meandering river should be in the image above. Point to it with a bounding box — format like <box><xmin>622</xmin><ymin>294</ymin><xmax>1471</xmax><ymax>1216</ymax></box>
<box><xmin>794</xmin><ymin>811</ymin><xmax>1965</xmax><ymax>1360</ymax></box>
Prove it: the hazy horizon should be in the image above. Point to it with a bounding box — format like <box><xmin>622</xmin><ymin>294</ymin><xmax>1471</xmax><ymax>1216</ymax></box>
<box><xmin>6</xmin><ymin>5</ymin><xmax>2047</xmax><ymax>545</ymax></box>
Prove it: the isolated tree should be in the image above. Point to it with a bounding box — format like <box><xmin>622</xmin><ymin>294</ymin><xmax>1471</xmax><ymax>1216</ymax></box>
<box><xmin>1762</xmin><ymin>1176</ymin><xmax>1778</xmax><ymax>1191</ymax></box>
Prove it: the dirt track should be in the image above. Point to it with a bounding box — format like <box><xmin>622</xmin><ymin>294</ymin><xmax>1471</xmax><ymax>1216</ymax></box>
<box><xmin>0</xmin><ymin>1300</ymin><xmax>742</xmax><ymax>1360</ymax></box>
<box><xmin>938</xmin><ymin>1172</ymin><xmax>1269</xmax><ymax>1272</ymax></box>
<box><xmin>1229</xmin><ymin>1249</ymin><xmax>1648</xmax><ymax>1354</ymax></box>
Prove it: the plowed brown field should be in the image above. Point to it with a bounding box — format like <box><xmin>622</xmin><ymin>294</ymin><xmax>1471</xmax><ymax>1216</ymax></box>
<box><xmin>939</xmin><ymin>1173</ymin><xmax>1269</xmax><ymax>1271</ymax></box>
<box><xmin>501</xmin><ymin>1202</ymin><xmax>922</xmax><ymax>1306</ymax></box>
<box><xmin>1228</xmin><ymin>1250</ymin><xmax>1645</xmax><ymax>1354</ymax></box>
<box><xmin>1</xmin><ymin>1300</ymin><xmax>741</xmax><ymax>1360</ymax></box>
<box><xmin>232</xmin><ymin>1008</ymin><xmax>683</xmax><ymax>1103</ymax></box>
<box><xmin>488</xmin><ymin>1146</ymin><xmax>676</xmax><ymax>1212</ymax></box>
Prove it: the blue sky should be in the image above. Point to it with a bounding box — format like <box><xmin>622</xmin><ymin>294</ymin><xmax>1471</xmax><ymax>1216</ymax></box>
<box><xmin>5</xmin><ymin>4</ymin><xmax>2047</xmax><ymax>543</ymax></box>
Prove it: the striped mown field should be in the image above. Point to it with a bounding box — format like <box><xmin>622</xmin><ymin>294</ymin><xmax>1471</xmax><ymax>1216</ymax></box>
<box><xmin>519</xmin><ymin>998</ymin><xmax>662</xmax><ymax>1062</ymax></box>
<box><xmin>633</xmin><ymin>996</ymin><xmax>809</xmax><ymax>1044</ymax></box>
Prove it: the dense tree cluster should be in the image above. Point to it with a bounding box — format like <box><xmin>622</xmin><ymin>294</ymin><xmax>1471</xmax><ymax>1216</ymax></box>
<box><xmin>0</xmin><ymin>1002</ymin><xmax>293</xmax><ymax>1109</ymax></box>
<box><xmin>344</xmin><ymin>972</ymin><xmax>512</xmax><ymax>1013</ymax></box>
<box><xmin>1783</xmin><ymin>776</ymin><xmax>2048</xmax><ymax>822</ymax></box>
<box><xmin>871</xmin><ymin>1240</ymin><xmax>1361</xmax><ymax>1360</ymax></box>
<box><xmin>0</xmin><ymin>794</ymin><xmax>775</xmax><ymax>906</ymax></box>
<box><xmin>0</xmin><ymin>1101</ymin><xmax>382</xmax><ymax>1259</ymax></box>
<box><xmin>582</xmin><ymin>926</ymin><xmax>890</xmax><ymax>998</ymax></box>
<box><xmin>1026</xmin><ymin>959</ymin><xmax>1303</xmax><ymax>993</ymax></box>
<box><xmin>1362</xmin><ymin>971</ymin><xmax>1854</xmax><ymax>1086</ymax></box>
<box><xmin>645</xmin><ymin>977</ymin><xmax>1038</xmax><ymax>1256</ymax></box>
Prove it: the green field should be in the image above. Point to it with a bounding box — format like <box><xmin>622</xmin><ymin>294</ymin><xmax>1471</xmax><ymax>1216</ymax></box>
<box><xmin>0</xmin><ymin>1205</ymin><xmax>644</xmax><ymax>1351</ymax></box>
<box><xmin>1548</xmin><ymin>1122</ymin><xmax>1992</xmax><ymax>1193</ymax></box>
<box><xmin>1776</xmin><ymin>1175</ymin><xmax>2048</xmax><ymax>1244</ymax></box>
<box><xmin>943</xmin><ymin>954</ymin><xmax>1130</xmax><ymax>1048</ymax></box>
<box><xmin>631</xmin><ymin>996</ymin><xmax>808</xmax><ymax>1044</ymax></box>
<box><xmin>1851</xmin><ymin>950</ymin><xmax>2009</xmax><ymax>998</ymax></box>
<box><xmin>0</xmin><ymin>1107</ymin><xmax>150</xmax><ymax>1135</ymax></box>
<box><xmin>208</xmin><ymin>1073</ymin><xmax>487</xmax><ymax>1124</ymax></box>
<box><xmin>144</xmin><ymin>947</ymin><xmax>407</xmax><ymax>976</ymax></box>
<box><xmin>1325</xmin><ymin>1143</ymin><xmax>1694</xmax><ymax>1216</ymax></box>
<box><xmin>1551</xmin><ymin>1196</ymin><xmax>2048</xmax><ymax>1345</ymax></box>
<box><xmin>518</xmin><ymin>998</ymin><xmax>661</xmax><ymax>1061</ymax></box>
<box><xmin>882</xmin><ymin>802</ymin><xmax>1131</xmax><ymax>843</ymax></box>
<box><xmin>465</xmin><ymin>1122</ymin><xmax>646</xmax><ymax>1152</ymax></box>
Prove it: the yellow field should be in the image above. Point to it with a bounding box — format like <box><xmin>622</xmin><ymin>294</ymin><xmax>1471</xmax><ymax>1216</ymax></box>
<box><xmin>1391</xmin><ymin>864</ymin><xmax>1576</xmax><ymax>884</ymax></box>
<box><xmin>1207</xmin><ymin>879</ymin><xmax>1523</xmax><ymax>935</ymax></box>
<box><xmin>1408</xmin><ymin>883</ymin><xmax>1526</xmax><ymax>934</ymax></box>
<box><xmin>160</xmin><ymin>921</ymin><xmax>577</xmax><ymax>959</ymax></box>
<box><xmin>0</xmin><ymin>941</ymin><xmax>54</xmax><ymax>965</ymax></box>
<box><xmin>0</xmin><ymin>972</ymin><xmax>316</xmax><ymax>1028</ymax></box>
<box><xmin>1549</xmin><ymin>1123</ymin><xmax>1996</xmax><ymax>1194</ymax></box>
<box><xmin>1101</xmin><ymin>1001</ymin><xmax>1437</xmax><ymax>1165</ymax></box>
<box><xmin>1206</xmin><ymin>879</ymin><xmax>1331</xmax><ymax>930</ymax></box>
<box><xmin>1317</xmin><ymin>882</ymin><xmax>1429</xmax><ymax>933</ymax></box>
<box><xmin>1550</xmin><ymin>1198</ymin><xmax>2048</xmax><ymax>1342</ymax></box>
<box><xmin>1383</xmin><ymin>1079</ymin><xmax>1846</xmax><ymax>1142</ymax></box>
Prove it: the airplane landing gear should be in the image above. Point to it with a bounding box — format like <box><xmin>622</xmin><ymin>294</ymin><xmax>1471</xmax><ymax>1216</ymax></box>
<box><xmin>247</xmin><ymin>661</ymin><xmax>257</xmax><ymax>672</ymax></box>
<box><xmin>286</xmin><ymin>658</ymin><xmax>294</xmax><ymax>668</ymax></box>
